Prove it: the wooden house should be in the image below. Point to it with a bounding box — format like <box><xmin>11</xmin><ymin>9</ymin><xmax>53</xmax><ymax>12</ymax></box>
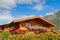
<box><xmin>0</xmin><ymin>16</ymin><xmax>57</xmax><ymax>34</ymax></box>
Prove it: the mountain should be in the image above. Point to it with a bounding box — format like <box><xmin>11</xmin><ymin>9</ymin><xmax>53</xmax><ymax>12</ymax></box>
<box><xmin>45</xmin><ymin>11</ymin><xmax>60</xmax><ymax>31</ymax></box>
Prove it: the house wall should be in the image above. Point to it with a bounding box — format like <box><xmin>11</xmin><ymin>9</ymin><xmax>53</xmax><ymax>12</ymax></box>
<box><xmin>19</xmin><ymin>20</ymin><xmax>40</xmax><ymax>28</ymax></box>
<box><xmin>19</xmin><ymin>20</ymin><xmax>51</xmax><ymax>28</ymax></box>
<box><xmin>46</xmin><ymin>26</ymin><xmax>52</xmax><ymax>32</ymax></box>
<box><xmin>18</xmin><ymin>20</ymin><xmax>52</xmax><ymax>32</ymax></box>
<box><xmin>2</xmin><ymin>19</ymin><xmax>52</xmax><ymax>34</ymax></box>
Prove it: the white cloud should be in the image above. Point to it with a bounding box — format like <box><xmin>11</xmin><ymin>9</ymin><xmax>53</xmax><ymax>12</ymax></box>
<box><xmin>32</xmin><ymin>0</ymin><xmax>46</xmax><ymax>11</ymax></box>
<box><xmin>16</xmin><ymin>0</ymin><xmax>32</xmax><ymax>4</ymax></box>
<box><xmin>33</xmin><ymin>4</ymin><xmax>44</xmax><ymax>10</ymax></box>
<box><xmin>16</xmin><ymin>0</ymin><xmax>40</xmax><ymax>4</ymax></box>
<box><xmin>0</xmin><ymin>0</ymin><xmax>42</xmax><ymax>9</ymax></box>
<box><xmin>16</xmin><ymin>15</ymin><xmax>44</xmax><ymax>19</ymax></box>
<box><xmin>0</xmin><ymin>0</ymin><xmax>46</xmax><ymax>10</ymax></box>
<box><xmin>0</xmin><ymin>10</ymin><xmax>15</xmax><ymax>22</ymax></box>
<box><xmin>0</xmin><ymin>10</ymin><xmax>36</xmax><ymax>23</ymax></box>
<box><xmin>15</xmin><ymin>15</ymin><xmax>36</xmax><ymax>19</ymax></box>
<box><xmin>0</xmin><ymin>0</ymin><xmax>46</xmax><ymax>24</ymax></box>
<box><xmin>40</xmin><ymin>15</ymin><xmax>43</xmax><ymax>17</ymax></box>
<box><xmin>46</xmin><ymin>13</ymin><xmax>54</xmax><ymax>15</ymax></box>
<box><xmin>0</xmin><ymin>0</ymin><xmax>16</xmax><ymax>9</ymax></box>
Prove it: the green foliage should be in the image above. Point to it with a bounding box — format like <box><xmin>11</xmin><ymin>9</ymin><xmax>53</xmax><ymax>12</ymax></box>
<box><xmin>0</xmin><ymin>31</ymin><xmax>60</xmax><ymax>40</ymax></box>
<box><xmin>8</xmin><ymin>34</ymin><xmax>18</xmax><ymax>40</ymax></box>
<box><xmin>1</xmin><ymin>31</ymin><xmax>9</xmax><ymax>40</ymax></box>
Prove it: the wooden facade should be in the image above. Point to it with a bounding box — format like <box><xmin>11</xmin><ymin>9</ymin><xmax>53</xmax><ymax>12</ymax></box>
<box><xmin>0</xmin><ymin>16</ymin><xmax>57</xmax><ymax>34</ymax></box>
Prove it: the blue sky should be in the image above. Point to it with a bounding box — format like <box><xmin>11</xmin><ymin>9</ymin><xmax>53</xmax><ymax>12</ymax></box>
<box><xmin>0</xmin><ymin>0</ymin><xmax>60</xmax><ymax>24</ymax></box>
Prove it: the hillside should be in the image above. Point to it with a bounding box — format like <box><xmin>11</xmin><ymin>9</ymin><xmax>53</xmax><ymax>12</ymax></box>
<box><xmin>45</xmin><ymin>11</ymin><xmax>60</xmax><ymax>31</ymax></box>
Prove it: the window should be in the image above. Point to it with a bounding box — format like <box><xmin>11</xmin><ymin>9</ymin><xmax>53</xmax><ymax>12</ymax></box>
<box><xmin>26</xmin><ymin>23</ymin><xmax>31</xmax><ymax>26</ymax></box>
<box><xmin>38</xmin><ymin>23</ymin><xmax>42</xmax><ymax>27</ymax></box>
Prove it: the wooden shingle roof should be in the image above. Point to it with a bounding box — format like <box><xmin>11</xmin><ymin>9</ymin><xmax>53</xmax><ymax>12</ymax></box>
<box><xmin>13</xmin><ymin>16</ymin><xmax>56</xmax><ymax>27</ymax></box>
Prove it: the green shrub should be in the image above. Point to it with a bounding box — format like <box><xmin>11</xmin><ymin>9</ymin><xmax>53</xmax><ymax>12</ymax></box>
<box><xmin>1</xmin><ymin>31</ymin><xmax>9</xmax><ymax>40</ymax></box>
<box><xmin>0</xmin><ymin>31</ymin><xmax>60</xmax><ymax>40</ymax></box>
<box><xmin>8</xmin><ymin>34</ymin><xmax>18</xmax><ymax>40</ymax></box>
<box><xmin>20</xmin><ymin>32</ymin><xmax>35</xmax><ymax>40</ymax></box>
<box><xmin>56</xmin><ymin>33</ymin><xmax>60</xmax><ymax>40</ymax></box>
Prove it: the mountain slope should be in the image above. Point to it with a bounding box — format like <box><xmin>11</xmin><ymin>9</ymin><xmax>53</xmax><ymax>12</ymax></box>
<box><xmin>45</xmin><ymin>11</ymin><xmax>60</xmax><ymax>31</ymax></box>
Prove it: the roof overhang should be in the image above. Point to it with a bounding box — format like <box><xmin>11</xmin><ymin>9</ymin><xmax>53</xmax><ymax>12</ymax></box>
<box><xmin>13</xmin><ymin>16</ymin><xmax>56</xmax><ymax>27</ymax></box>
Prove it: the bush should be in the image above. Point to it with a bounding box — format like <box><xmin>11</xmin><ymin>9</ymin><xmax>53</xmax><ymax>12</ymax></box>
<box><xmin>1</xmin><ymin>31</ymin><xmax>9</xmax><ymax>40</ymax></box>
<box><xmin>56</xmin><ymin>33</ymin><xmax>60</xmax><ymax>40</ymax></box>
<box><xmin>0</xmin><ymin>31</ymin><xmax>60</xmax><ymax>40</ymax></box>
<box><xmin>8</xmin><ymin>34</ymin><xmax>18</xmax><ymax>40</ymax></box>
